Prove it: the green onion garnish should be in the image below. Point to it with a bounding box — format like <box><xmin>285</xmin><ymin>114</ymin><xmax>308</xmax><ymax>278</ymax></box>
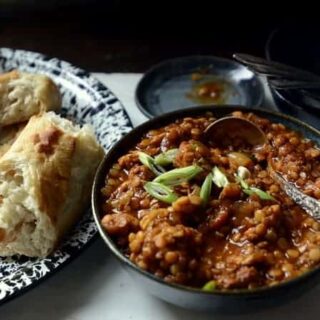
<box><xmin>202</xmin><ymin>280</ymin><xmax>217</xmax><ymax>292</ymax></box>
<box><xmin>138</xmin><ymin>152</ymin><xmax>165</xmax><ymax>176</ymax></box>
<box><xmin>144</xmin><ymin>182</ymin><xmax>178</xmax><ymax>203</ymax></box>
<box><xmin>154</xmin><ymin>165</ymin><xmax>203</xmax><ymax>186</ymax></box>
<box><xmin>200</xmin><ymin>173</ymin><xmax>213</xmax><ymax>206</ymax></box>
<box><xmin>243</xmin><ymin>187</ymin><xmax>275</xmax><ymax>201</ymax></box>
<box><xmin>233</xmin><ymin>166</ymin><xmax>274</xmax><ymax>201</ymax></box>
<box><xmin>212</xmin><ymin>166</ymin><xmax>229</xmax><ymax>188</ymax></box>
<box><xmin>154</xmin><ymin>149</ymin><xmax>179</xmax><ymax>166</ymax></box>
<box><xmin>235</xmin><ymin>166</ymin><xmax>250</xmax><ymax>190</ymax></box>
<box><xmin>235</xmin><ymin>175</ymin><xmax>249</xmax><ymax>189</ymax></box>
<box><xmin>237</xmin><ymin>166</ymin><xmax>251</xmax><ymax>180</ymax></box>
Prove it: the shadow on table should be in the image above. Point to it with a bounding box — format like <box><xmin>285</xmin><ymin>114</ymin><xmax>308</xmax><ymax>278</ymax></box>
<box><xmin>0</xmin><ymin>238</ymin><xmax>114</xmax><ymax>320</ymax></box>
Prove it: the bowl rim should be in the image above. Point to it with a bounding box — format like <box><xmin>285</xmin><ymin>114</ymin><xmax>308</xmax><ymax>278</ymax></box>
<box><xmin>135</xmin><ymin>55</ymin><xmax>265</xmax><ymax>119</ymax></box>
<box><xmin>92</xmin><ymin>105</ymin><xmax>320</xmax><ymax>297</ymax></box>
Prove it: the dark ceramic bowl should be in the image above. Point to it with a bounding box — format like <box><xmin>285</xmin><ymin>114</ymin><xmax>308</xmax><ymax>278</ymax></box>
<box><xmin>265</xmin><ymin>27</ymin><xmax>320</xmax><ymax>129</ymax></box>
<box><xmin>135</xmin><ymin>56</ymin><xmax>264</xmax><ymax>118</ymax></box>
<box><xmin>92</xmin><ymin>105</ymin><xmax>320</xmax><ymax>312</ymax></box>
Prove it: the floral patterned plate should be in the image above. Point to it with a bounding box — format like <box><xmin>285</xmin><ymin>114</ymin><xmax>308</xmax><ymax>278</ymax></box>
<box><xmin>0</xmin><ymin>48</ymin><xmax>132</xmax><ymax>304</ymax></box>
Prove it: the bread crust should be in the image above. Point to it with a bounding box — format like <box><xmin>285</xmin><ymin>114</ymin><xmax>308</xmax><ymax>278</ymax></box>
<box><xmin>0</xmin><ymin>112</ymin><xmax>104</xmax><ymax>257</ymax></box>
<box><xmin>0</xmin><ymin>122</ymin><xmax>26</xmax><ymax>158</ymax></box>
<box><xmin>0</xmin><ymin>70</ymin><xmax>61</xmax><ymax>127</ymax></box>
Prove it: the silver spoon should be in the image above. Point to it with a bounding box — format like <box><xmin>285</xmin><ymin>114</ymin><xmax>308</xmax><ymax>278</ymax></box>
<box><xmin>233</xmin><ymin>53</ymin><xmax>320</xmax><ymax>90</ymax></box>
<box><xmin>204</xmin><ymin>116</ymin><xmax>266</xmax><ymax>147</ymax></box>
<box><xmin>205</xmin><ymin>116</ymin><xmax>320</xmax><ymax>222</ymax></box>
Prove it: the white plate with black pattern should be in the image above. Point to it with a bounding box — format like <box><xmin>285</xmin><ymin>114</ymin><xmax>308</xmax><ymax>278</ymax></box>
<box><xmin>0</xmin><ymin>48</ymin><xmax>133</xmax><ymax>304</ymax></box>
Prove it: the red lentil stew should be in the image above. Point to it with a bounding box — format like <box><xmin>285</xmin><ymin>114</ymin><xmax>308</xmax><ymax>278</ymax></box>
<box><xmin>100</xmin><ymin>111</ymin><xmax>320</xmax><ymax>290</ymax></box>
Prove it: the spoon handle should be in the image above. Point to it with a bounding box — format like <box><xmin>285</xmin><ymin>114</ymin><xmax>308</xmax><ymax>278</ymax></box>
<box><xmin>273</xmin><ymin>172</ymin><xmax>320</xmax><ymax>222</ymax></box>
<box><xmin>269</xmin><ymin>78</ymin><xmax>320</xmax><ymax>90</ymax></box>
<box><xmin>233</xmin><ymin>53</ymin><xmax>320</xmax><ymax>82</ymax></box>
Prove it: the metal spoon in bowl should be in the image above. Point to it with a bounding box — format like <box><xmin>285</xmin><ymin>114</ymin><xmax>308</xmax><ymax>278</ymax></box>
<box><xmin>205</xmin><ymin>116</ymin><xmax>320</xmax><ymax>221</ymax></box>
<box><xmin>204</xmin><ymin>116</ymin><xmax>266</xmax><ymax>147</ymax></box>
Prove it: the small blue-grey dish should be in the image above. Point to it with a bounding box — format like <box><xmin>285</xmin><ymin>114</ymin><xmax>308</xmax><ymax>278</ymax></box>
<box><xmin>92</xmin><ymin>105</ymin><xmax>320</xmax><ymax>312</ymax></box>
<box><xmin>135</xmin><ymin>56</ymin><xmax>264</xmax><ymax>118</ymax></box>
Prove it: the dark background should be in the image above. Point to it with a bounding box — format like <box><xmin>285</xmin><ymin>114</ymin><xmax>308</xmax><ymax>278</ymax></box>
<box><xmin>0</xmin><ymin>1</ymin><xmax>302</xmax><ymax>72</ymax></box>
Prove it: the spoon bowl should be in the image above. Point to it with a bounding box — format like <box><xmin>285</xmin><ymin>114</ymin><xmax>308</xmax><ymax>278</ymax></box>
<box><xmin>204</xmin><ymin>116</ymin><xmax>266</xmax><ymax>147</ymax></box>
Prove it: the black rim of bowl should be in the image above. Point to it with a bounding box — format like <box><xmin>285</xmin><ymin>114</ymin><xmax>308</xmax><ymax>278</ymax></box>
<box><xmin>135</xmin><ymin>55</ymin><xmax>265</xmax><ymax>119</ymax></box>
<box><xmin>92</xmin><ymin>105</ymin><xmax>320</xmax><ymax>297</ymax></box>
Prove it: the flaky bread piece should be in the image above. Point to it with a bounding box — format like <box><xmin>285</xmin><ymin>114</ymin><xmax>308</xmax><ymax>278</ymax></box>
<box><xmin>0</xmin><ymin>112</ymin><xmax>104</xmax><ymax>257</ymax></box>
<box><xmin>0</xmin><ymin>122</ymin><xmax>26</xmax><ymax>158</ymax></box>
<box><xmin>0</xmin><ymin>70</ymin><xmax>61</xmax><ymax>127</ymax></box>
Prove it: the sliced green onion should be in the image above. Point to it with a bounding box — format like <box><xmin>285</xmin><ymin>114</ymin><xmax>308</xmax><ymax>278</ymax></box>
<box><xmin>235</xmin><ymin>166</ymin><xmax>250</xmax><ymax>189</ymax></box>
<box><xmin>200</xmin><ymin>173</ymin><xmax>213</xmax><ymax>206</ymax></box>
<box><xmin>235</xmin><ymin>175</ymin><xmax>249</xmax><ymax>190</ymax></box>
<box><xmin>212</xmin><ymin>166</ymin><xmax>229</xmax><ymax>188</ymax></box>
<box><xmin>202</xmin><ymin>280</ymin><xmax>217</xmax><ymax>292</ymax></box>
<box><xmin>154</xmin><ymin>165</ymin><xmax>203</xmax><ymax>186</ymax></box>
<box><xmin>144</xmin><ymin>182</ymin><xmax>178</xmax><ymax>204</ymax></box>
<box><xmin>154</xmin><ymin>148</ymin><xmax>179</xmax><ymax>166</ymax></box>
<box><xmin>138</xmin><ymin>152</ymin><xmax>165</xmax><ymax>176</ymax></box>
<box><xmin>237</xmin><ymin>166</ymin><xmax>251</xmax><ymax>180</ymax></box>
<box><xmin>234</xmin><ymin>166</ymin><xmax>274</xmax><ymax>201</ymax></box>
<box><xmin>243</xmin><ymin>187</ymin><xmax>275</xmax><ymax>201</ymax></box>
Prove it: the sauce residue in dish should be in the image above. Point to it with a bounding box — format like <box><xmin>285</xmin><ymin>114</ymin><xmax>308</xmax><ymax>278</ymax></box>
<box><xmin>186</xmin><ymin>74</ymin><xmax>230</xmax><ymax>104</ymax></box>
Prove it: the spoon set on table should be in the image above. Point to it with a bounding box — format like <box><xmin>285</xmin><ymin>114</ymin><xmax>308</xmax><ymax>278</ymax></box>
<box><xmin>233</xmin><ymin>53</ymin><xmax>320</xmax><ymax>110</ymax></box>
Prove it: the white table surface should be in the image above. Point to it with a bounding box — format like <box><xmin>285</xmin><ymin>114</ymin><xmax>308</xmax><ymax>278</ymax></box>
<box><xmin>1</xmin><ymin>73</ymin><xmax>319</xmax><ymax>320</ymax></box>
